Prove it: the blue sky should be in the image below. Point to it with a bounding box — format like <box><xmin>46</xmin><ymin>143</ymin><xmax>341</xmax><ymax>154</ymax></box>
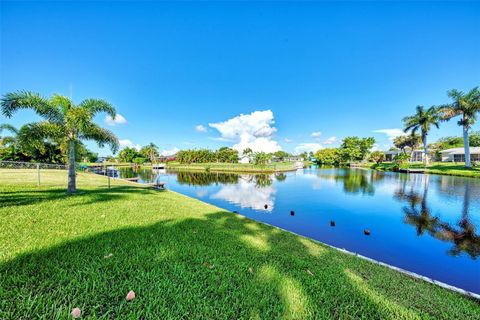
<box><xmin>1</xmin><ymin>1</ymin><xmax>479</xmax><ymax>156</ymax></box>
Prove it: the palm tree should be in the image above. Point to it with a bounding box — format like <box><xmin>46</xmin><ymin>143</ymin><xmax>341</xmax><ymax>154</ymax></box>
<box><xmin>403</xmin><ymin>106</ymin><xmax>441</xmax><ymax>165</ymax></box>
<box><xmin>1</xmin><ymin>91</ymin><xmax>119</xmax><ymax>193</ymax></box>
<box><xmin>140</xmin><ymin>142</ymin><xmax>159</xmax><ymax>163</ymax></box>
<box><xmin>438</xmin><ymin>87</ymin><xmax>480</xmax><ymax>168</ymax></box>
<box><xmin>0</xmin><ymin>124</ymin><xmax>19</xmax><ymax>160</ymax></box>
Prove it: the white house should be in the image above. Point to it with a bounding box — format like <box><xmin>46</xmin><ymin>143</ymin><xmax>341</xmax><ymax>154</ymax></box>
<box><xmin>440</xmin><ymin>147</ymin><xmax>480</xmax><ymax>162</ymax></box>
<box><xmin>384</xmin><ymin>149</ymin><xmax>428</xmax><ymax>162</ymax></box>
<box><xmin>238</xmin><ymin>155</ymin><xmax>252</xmax><ymax>164</ymax></box>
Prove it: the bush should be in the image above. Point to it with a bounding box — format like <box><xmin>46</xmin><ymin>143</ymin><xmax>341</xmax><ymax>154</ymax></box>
<box><xmin>369</xmin><ymin>151</ymin><xmax>385</xmax><ymax>164</ymax></box>
<box><xmin>132</xmin><ymin>157</ymin><xmax>146</xmax><ymax>165</ymax></box>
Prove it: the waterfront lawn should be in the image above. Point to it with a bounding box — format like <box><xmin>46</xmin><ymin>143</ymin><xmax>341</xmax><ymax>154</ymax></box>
<box><xmin>167</xmin><ymin>161</ymin><xmax>297</xmax><ymax>173</ymax></box>
<box><xmin>370</xmin><ymin>162</ymin><xmax>480</xmax><ymax>178</ymax></box>
<box><xmin>0</xmin><ymin>170</ymin><xmax>478</xmax><ymax>319</ymax></box>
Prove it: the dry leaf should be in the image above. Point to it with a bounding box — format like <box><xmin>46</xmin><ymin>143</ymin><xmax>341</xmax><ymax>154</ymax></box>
<box><xmin>71</xmin><ymin>307</ymin><xmax>81</xmax><ymax>318</ymax></box>
<box><xmin>203</xmin><ymin>262</ymin><xmax>214</xmax><ymax>269</ymax></box>
<box><xmin>126</xmin><ymin>290</ymin><xmax>135</xmax><ymax>301</ymax></box>
<box><xmin>248</xmin><ymin>267</ymin><xmax>254</xmax><ymax>274</ymax></box>
<box><xmin>306</xmin><ymin>269</ymin><xmax>314</xmax><ymax>276</ymax></box>
<box><xmin>104</xmin><ymin>253</ymin><xmax>113</xmax><ymax>259</ymax></box>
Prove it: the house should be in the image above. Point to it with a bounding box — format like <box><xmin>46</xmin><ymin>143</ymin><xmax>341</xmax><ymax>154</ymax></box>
<box><xmin>384</xmin><ymin>150</ymin><xmax>401</xmax><ymax>162</ymax></box>
<box><xmin>440</xmin><ymin>147</ymin><xmax>480</xmax><ymax>162</ymax></box>
<box><xmin>383</xmin><ymin>149</ymin><xmax>431</xmax><ymax>162</ymax></box>
<box><xmin>238</xmin><ymin>155</ymin><xmax>252</xmax><ymax>164</ymax></box>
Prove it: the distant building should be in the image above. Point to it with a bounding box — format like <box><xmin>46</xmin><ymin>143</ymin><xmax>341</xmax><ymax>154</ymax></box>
<box><xmin>238</xmin><ymin>155</ymin><xmax>252</xmax><ymax>164</ymax></box>
<box><xmin>383</xmin><ymin>149</ymin><xmax>431</xmax><ymax>162</ymax></box>
<box><xmin>440</xmin><ymin>147</ymin><xmax>480</xmax><ymax>162</ymax></box>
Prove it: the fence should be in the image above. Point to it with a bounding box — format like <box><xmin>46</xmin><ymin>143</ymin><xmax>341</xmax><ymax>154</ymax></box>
<box><xmin>0</xmin><ymin>160</ymin><xmax>121</xmax><ymax>189</ymax></box>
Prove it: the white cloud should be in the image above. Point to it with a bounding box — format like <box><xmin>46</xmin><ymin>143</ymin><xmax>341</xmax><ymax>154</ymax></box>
<box><xmin>119</xmin><ymin>139</ymin><xmax>141</xmax><ymax>151</ymax></box>
<box><xmin>159</xmin><ymin>147</ymin><xmax>179</xmax><ymax>156</ymax></box>
<box><xmin>311</xmin><ymin>131</ymin><xmax>322</xmax><ymax>140</ymax></box>
<box><xmin>211</xmin><ymin>177</ymin><xmax>276</xmax><ymax>211</ymax></box>
<box><xmin>209</xmin><ymin>110</ymin><xmax>281</xmax><ymax>153</ymax></box>
<box><xmin>284</xmin><ymin>138</ymin><xmax>292</xmax><ymax>143</ymax></box>
<box><xmin>105</xmin><ymin>114</ymin><xmax>127</xmax><ymax>126</ymax></box>
<box><xmin>195</xmin><ymin>125</ymin><xmax>207</xmax><ymax>133</ymax></box>
<box><xmin>323</xmin><ymin>136</ymin><xmax>338</xmax><ymax>145</ymax></box>
<box><xmin>294</xmin><ymin>143</ymin><xmax>323</xmax><ymax>154</ymax></box>
<box><xmin>373</xmin><ymin>128</ymin><xmax>406</xmax><ymax>140</ymax></box>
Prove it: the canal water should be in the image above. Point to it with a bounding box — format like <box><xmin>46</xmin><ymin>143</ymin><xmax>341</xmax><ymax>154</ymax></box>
<box><xmin>111</xmin><ymin>166</ymin><xmax>480</xmax><ymax>294</ymax></box>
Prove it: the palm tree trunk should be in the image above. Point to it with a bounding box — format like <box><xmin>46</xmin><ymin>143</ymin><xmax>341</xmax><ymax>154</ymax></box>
<box><xmin>422</xmin><ymin>134</ymin><xmax>429</xmax><ymax>166</ymax></box>
<box><xmin>463</xmin><ymin>125</ymin><xmax>471</xmax><ymax>168</ymax></box>
<box><xmin>67</xmin><ymin>139</ymin><xmax>77</xmax><ymax>193</ymax></box>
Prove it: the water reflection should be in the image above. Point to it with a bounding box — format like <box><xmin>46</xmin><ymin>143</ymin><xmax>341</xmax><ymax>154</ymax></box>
<box><xmin>176</xmin><ymin>171</ymin><xmax>239</xmax><ymax>186</ymax></box>
<box><xmin>318</xmin><ymin>169</ymin><xmax>383</xmax><ymax>195</ymax></box>
<box><xmin>395</xmin><ymin>175</ymin><xmax>480</xmax><ymax>259</ymax></box>
<box><xmin>212</xmin><ymin>175</ymin><xmax>276</xmax><ymax>211</ymax></box>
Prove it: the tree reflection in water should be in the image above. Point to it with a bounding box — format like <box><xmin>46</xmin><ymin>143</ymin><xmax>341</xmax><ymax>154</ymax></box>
<box><xmin>175</xmin><ymin>171</ymin><xmax>239</xmax><ymax>186</ymax></box>
<box><xmin>395</xmin><ymin>175</ymin><xmax>480</xmax><ymax>259</ymax></box>
<box><xmin>319</xmin><ymin>169</ymin><xmax>384</xmax><ymax>195</ymax></box>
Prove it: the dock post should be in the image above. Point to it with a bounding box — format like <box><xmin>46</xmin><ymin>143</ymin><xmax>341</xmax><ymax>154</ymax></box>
<box><xmin>36</xmin><ymin>163</ymin><xmax>40</xmax><ymax>186</ymax></box>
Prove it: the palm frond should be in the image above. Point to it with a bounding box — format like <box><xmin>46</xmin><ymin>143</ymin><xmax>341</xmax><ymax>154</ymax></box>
<box><xmin>1</xmin><ymin>91</ymin><xmax>63</xmax><ymax>122</ymax></box>
<box><xmin>78</xmin><ymin>98</ymin><xmax>116</xmax><ymax>118</ymax></box>
<box><xmin>17</xmin><ymin>122</ymin><xmax>65</xmax><ymax>152</ymax></box>
<box><xmin>79</xmin><ymin>124</ymin><xmax>119</xmax><ymax>153</ymax></box>
<box><xmin>0</xmin><ymin>123</ymin><xmax>18</xmax><ymax>135</ymax></box>
<box><xmin>51</xmin><ymin>94</ymin><xmax>73</xmax><ymax>114</ymax></box>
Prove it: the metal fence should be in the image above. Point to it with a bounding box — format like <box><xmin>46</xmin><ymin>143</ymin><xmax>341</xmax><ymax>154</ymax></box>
<box><xmin>0</xmin><ymin>160</ymin><xmax>119</xmax><ymax>189</ymax></box>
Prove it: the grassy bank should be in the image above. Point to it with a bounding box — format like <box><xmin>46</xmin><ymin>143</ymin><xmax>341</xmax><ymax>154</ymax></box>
<box><xmin>0</xmin><ymin>169</ymin><xmax>478</xmax><ymax>319</ymax></box>
<box><xmin>167</xmin><ymin>161</ymin><xmax>298</xmax><ymax>173</ymax></box>
<box><xmin>366</xmin><ymin>162</ymin><xmax>480</xmax><ymax>178</ymax></box>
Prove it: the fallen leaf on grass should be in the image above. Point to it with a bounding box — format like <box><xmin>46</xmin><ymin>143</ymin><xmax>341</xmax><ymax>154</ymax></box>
<box><xmin>104</xmin><ymin>253</ymin><xmax>113</xmax><ymax>259</ymax></box>
<box><xmin>306</xmin><ymin>269</ymin><xmax>314</xmax><ymax>276</ymax></box>
<box><xmin>248</xmin><ymin>267</ymin><xmax>254</xmax><ymax>274</ymax></box>
<box><xmin>203</xmin><ymin>262</ymin><xmax>214</xmax><ymax>269</ymax></box>
<box><xmin>71</xmin><ymin>307</ymin><xmax>81</xmax><ymax>318</ymax></box>
<box><xmin>126</xmin><ymin>290</ymin><xmax>135</xmax><ymax>301</ymax></box>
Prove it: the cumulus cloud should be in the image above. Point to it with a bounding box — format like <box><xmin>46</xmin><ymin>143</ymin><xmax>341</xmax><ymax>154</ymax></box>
<box><xmin>209</xmin><ymin>110</ymin><xmax>281</xmax><ymax>153</ymax></box>
<box><xmin>159</xmin><ymin>147</ymin><xmax>179</xmax><ymax>156</ymax></box>
<box><xmin>211</xmin><ymin>177</ymin><xmax>276</xmax><ymax>211</ymax></box>
<box><xmin>311</xmin><ymin>131</ymin><xmax>322</xmax><ymax>140</ymax></box>
<box><xmin>195</xmin><ymin>125</ymin><xmax>207</xmax><ymax>133</ymax></box>
<box><xmin>284</xmin><ymin>138</ymin><xmax>292</xmax><ymax>143</ymax></box>
<box><xmin>323</xmin><ymin>136</ymin><xmax>337</xmax><ymax>145</ymax></box>
<box><xmin>105</xmin><ymin>114</ymin><xmax>127</xmax><ymax>126</ymax></box>
<box><xmin>294</xmin><ymin>143</ymin><xmax>323</xmax><ymax>154</ymax></box>
<box><xmin>373</xmin><ymin>128</ymin><xmax>406</xmax><ymax>140</ymax></box>
<box><xmin>119</xmin><ymin>139</ymin><xmax>141</xmax><ymax>151</ymax></box>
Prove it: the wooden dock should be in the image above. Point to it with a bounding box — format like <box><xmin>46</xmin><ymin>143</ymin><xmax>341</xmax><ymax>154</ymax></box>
<box><xmin>146</xmin><ymin>181</ymin><xmax>166</xmax><ymax>189</ymax></box>
<box><xmin>123</xmin><ymin>177</ymin><xmax>140</xmax><ymax>182</ymax></box>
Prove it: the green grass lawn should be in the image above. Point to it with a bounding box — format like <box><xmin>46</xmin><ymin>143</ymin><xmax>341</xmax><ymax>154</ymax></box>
<box><xmin>0</xmin><ymin>169</ymin><xmax>478</xmax><ymax>319</ymax></box>
<box><xmin>167</xmin><ymin>161</ymin><xmax>298</xmax><ymax>173</ymax></box>
<box><xmin>368</xmin><ymin>162</ymin><xmax>480</xmax><ymax>178</ymax></box>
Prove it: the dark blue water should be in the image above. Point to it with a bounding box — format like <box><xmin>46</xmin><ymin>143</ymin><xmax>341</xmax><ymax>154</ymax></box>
<box><xmin>116</xmin><ymin>167</ymin><xmax>480</xmax><ymax>294</ymax></box>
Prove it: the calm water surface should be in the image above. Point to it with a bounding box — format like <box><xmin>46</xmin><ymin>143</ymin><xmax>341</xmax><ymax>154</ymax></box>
<box><xmin>114</xmin><ymin>166</ymin><xmax>480</xmax><ymax>294</ymax></box>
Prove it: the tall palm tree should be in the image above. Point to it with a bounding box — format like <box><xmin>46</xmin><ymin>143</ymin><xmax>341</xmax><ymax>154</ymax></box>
<box><xmin>438</xmin><ymin>87</ymin><xmax>480</xmax><ymax>168</ymax></box>
<box><xmin>403</xmin><ymin>106</ymin><xmax>441</xmax><ymax>165</ymax></box>
<box><xmin>145</xmin><ymin>142</ymin><xmax>159</xmax><ymax>163</ymax></box>
<box><xmin>1</xmin><ymin>91</ymin><xmax>119</xmax><ymax>193</ymax></box>
<box><xmin>0</xmin><ymin>124</ymin><xmax>19</xmax><ymax>160</ymax></box>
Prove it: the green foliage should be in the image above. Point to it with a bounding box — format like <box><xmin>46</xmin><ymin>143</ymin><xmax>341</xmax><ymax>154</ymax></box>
<box><xmin>132</xmin><ymin>157</ymin><xmax>146</xmax><ymax>165</ymax></box>
<box><xmin>314</xmin><ymin>148</ymin><xmax>340</xmax><ymax>165</ymax></box>
<box><xmin>369</xmin><ymin>151</ymin><xmax>385</xmax><ymax>164</ymax></box>
<box><xmin>176</xmin><ymin>148</ymin><xmax>239</xmax><ymax>164</ymax></box>
<box><xmin>339</xmin><ymin>136</ymin><xmax>376</xmax><ymax>163</ymax></box>
<box><xmin>393</xmin><ymin>134</ymin><xmax>421</xmax><ymax>153</ymax></box>
<box><xmin>118</xmin><ymin>147</ymin><xmax>139</xmax><ymax>163</ymax></box>
<box><xmin>215</xmin><ymin>147</ymin><xmax>239</xmax><ymax>163</ymax></box>
<box><xmin>253</xmin><ymin>152</ymin><xmax>271</xmax><ymax>165</ymax></box>
<box><xmin>273</xmin><ymin>150</ymin><xmax>290</xmax><ymax>161</ymax></box>
<box><xmin>393</xmin><ymin>153</ymin><xmax>410</xmax><ymax>170</ymax></box>
<box><xmin>242</xmin><ymin>147</ymin><xmax>253</xmax><ymax>156</ymax></box>
<box><xmin>139</xmin><ymin>143</ymin><xmax>159</xmax><ymax>162</ymax></box>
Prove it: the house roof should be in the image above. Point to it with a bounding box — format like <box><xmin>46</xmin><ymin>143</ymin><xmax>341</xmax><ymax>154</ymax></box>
<box><xmin>440</xmin><ymin>147</ymin><xmax>480</xmax><ymax>154</ymax></box>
